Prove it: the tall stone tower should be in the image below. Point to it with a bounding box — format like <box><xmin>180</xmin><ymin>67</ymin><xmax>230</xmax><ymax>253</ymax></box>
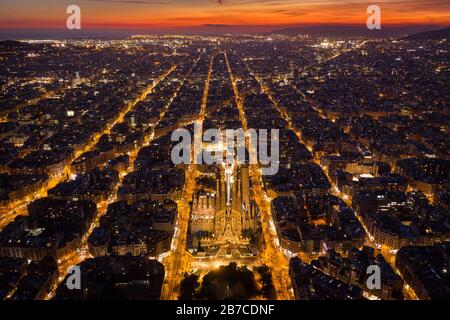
<box><xmin>191</xmin><ymin>191</ymin><xmax>215</xmax><ymax>234</ymax></box>
<box><xmin>213</xmin><ymin>162</ymin><xmax>257</xmax><ymax>243</ymax></box>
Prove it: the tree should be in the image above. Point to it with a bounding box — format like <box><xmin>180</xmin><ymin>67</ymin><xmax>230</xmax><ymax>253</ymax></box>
<box><xmin>255</xmin><ymin>265</ymin><xmax>276</xmax><ymax>299</ymax></box>
<box><xmin>198</xmin><ymin>263</ymin><xmax>258</xmax><ymax>300</ymax></box>
<box><xmin>179</xmin><ymin>273</ymin><xmax>200</xmax><ymax>300</ymax></box>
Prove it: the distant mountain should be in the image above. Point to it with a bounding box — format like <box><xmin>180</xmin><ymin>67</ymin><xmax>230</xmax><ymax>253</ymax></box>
<box><xmin>269</xmin><ymin>25</ymin><xmax>445</xmax><ymax>38</ymax></box>
<box><xmin>405</xmin><ymin>26</ymin><xmax>450</xmax><ymax>40</ymax></box>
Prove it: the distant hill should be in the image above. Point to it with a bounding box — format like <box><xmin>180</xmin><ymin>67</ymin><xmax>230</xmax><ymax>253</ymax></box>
<box><xmin>269</xmin><ymin>25</ymin><xmax>445</xmax><ymax>38</ymax></box>
<box><xmin>0</xmin><ymin>40</ymin><xmax>26</xmax><ymax>46</ymax></box>
<box><xmin>405</xmin><ymin>26</ymin><xmax>450</xmax><ymax>40</ymax></box>
<box><xmin>0</xmin><ymin>40</ymin><xmax>32</xmax><ymax>51</ymax></box>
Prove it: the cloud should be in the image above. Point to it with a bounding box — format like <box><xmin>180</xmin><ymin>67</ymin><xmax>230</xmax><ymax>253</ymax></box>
<box><xmin>203</xmin><ymin>23</ymin><xmax>232</xmax><ymax>27</ymax></box>
<box><xmin>85</xmin><ymin>0</ymin><xmax>170</xmax><ymax>4</ymax></box>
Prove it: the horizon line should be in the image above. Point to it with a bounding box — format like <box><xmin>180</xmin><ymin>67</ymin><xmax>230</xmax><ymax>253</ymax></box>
<box><xmin>1</xmin><ymin>23</ymin><xmax>448</xmax><ymax>30</ymax></box>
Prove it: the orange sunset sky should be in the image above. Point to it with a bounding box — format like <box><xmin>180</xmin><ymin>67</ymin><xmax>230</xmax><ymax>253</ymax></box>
<box><xmin>0</xmin><ymin>0</ymin><xmax>449</xmax><ymax>29</ymax></box>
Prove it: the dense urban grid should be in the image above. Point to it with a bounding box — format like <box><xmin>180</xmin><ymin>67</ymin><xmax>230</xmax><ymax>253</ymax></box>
<box><xmin>0</xmin><ymin>34</ymin><xmax>449</xmax><ymax>300</ymax></box>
